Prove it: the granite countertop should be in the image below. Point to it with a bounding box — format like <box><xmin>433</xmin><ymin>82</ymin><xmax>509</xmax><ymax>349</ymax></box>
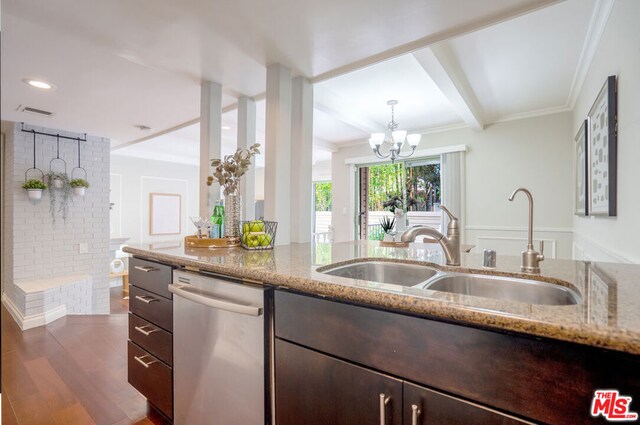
<box><xmin>122</xmin><ymin>240</ymin><xmax>640</xmax><ymax>355</ymax></box>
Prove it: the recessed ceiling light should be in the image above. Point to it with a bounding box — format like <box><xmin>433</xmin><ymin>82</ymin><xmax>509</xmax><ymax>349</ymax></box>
<box><xmin>222</xmin><ymin>125</ymin><xmax>231</xmax><ymax>130</ymax></box>
<box><xmin>22</xmin><ymin>78</ymin><xmax>56</xmax><ymax>90</ymax></box>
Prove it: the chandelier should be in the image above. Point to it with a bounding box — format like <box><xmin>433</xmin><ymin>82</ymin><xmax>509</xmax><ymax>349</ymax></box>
<box><xmin>369</xmin><ymin>100</ymin><xmax>421</xmax><ymax>163</ymax></box>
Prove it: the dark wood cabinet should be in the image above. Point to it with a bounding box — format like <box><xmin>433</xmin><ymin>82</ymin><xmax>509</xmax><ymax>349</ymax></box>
<box><xmin>275</xmin><ymin>290</ymin><xmax>640</xmax><ymax>425</ymax></box>
<box><xmin>130</xmin><ymin>285</ymin><xmax>173</xmax><ymax>332</ymax></box>
<box><xmin>128</xmin><ymin>257</ymin><xmax>174</xmax><ymax>421</ymax></box>
<box><xmin>403</xmin><ymin>382</ymin><xmax>530</xmax><ymax>425</ymax></box>
<box><xmin>129</xmin><ymin>257</ymin><xmax>174</xmax><ymax>299</ymax></box>
<box><xmin>128</xmin><ymin>341</ymin><xmax>173</xmax><ymax>419</ymax></box>
<box><xmin>129</xmin><ymin>313</ymin><xmax>173</xmax><ymax>366</ymax></box>
<box><xmin>275</xmin><ymin>339</ymin><xmax>402</xmax><ymax>425</ymax></box>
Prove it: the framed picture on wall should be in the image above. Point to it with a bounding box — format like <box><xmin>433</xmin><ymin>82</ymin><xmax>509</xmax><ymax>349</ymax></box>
<box><xmin>574</xmin><ymin>119</ymin><xmax>588</xmax><ymax>216</ymax></box>
<box><xmin>587</xmin><ymin>75</ymin><xmax>617</xmax><ymax>216</ymax></box>
<box><xmin>149</xmin><ymin>193</ymin><xmax>182</xmax><ymax>235</ymax></box>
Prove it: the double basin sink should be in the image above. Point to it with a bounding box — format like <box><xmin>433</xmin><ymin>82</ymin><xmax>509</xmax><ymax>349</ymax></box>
<box><xmin>321</xmin><ymin>261</ymin><xmax>580</xmax><ymax>306</ymax></box>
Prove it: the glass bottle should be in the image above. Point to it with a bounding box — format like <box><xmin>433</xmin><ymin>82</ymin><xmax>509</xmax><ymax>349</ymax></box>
<box><xmin>210</xmin><ymin>202</ymin><xmax>225</xmax><ymax>239</ymax></box>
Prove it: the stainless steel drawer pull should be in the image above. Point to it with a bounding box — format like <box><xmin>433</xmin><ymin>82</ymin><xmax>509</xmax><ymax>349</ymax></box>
<box><xmin>134</xmin><ymin>295</ymin><xmax>158</xmax><ymax>304</ymax></box>
<box><xmin>411</xmin><ymin>404</ymin><xmax>421</xmax><ymax>425</ymax></box>
<box><xmin>379</xmin><ymin>393</ymin><xmax>390</xmax><ymax>425</ymax></box>
<box><xmin>134</xmin><ymin>266</ymin><xmax>156</xmax><ymax>273</ymax></box>
<box><xmin>134</xmin><ymin>354</ymin><xmax>157</xmax><ymax>368</ymax></box>
<box><xmin>134</xmin><ymin>325</ymin><xmax>159</xmax><ymax>336</ymax></box>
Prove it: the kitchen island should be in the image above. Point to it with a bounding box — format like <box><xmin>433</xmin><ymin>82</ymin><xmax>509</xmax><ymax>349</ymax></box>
<box><xmin>123</xmin><ymin>240</ymin><xmax>640</xmax><ymax>354</ymax></box>
<box><xmin>123</xmin><ymin>240</ymin><xmax>640</xmax><ymax>424</ymax></box>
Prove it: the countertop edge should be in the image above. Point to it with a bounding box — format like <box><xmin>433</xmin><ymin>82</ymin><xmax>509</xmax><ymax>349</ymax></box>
<box><xmin>122</xmin><ymin>246</ymin><xmax>640</xmax><ymax>356</ymax></box>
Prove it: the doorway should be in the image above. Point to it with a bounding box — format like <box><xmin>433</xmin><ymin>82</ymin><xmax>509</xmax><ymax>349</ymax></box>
<box><xmin>356</xmin><ymin>158</ymin><xmax>442</xmax><ymax>240</ymax></box>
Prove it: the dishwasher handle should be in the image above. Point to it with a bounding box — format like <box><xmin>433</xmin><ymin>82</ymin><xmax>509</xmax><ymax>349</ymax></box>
<box><xmin>168</xmin><ymin>284</ymin><xmax>263</xmax><ymax>317</ymax></box>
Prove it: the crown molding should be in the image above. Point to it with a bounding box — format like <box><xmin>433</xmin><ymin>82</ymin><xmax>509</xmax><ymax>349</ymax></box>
<box><xmin>566</xmin><ymin>0</ymin><xmax>615</xmax><ymax>109</ymax></box>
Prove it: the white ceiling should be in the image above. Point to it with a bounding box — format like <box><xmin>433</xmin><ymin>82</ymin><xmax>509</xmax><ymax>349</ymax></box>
<box><xmin>101</xmin><ymin>0</ymin><xmax>600</xmax><ymax>168</ymax></box>
<box><xmin>1</xmin><ymin>0</ymin><xmax>557</xmax><ymax>145</ymax></box>
<box><xmin>443</xmin><ymin>0</ymin><xmax>596</xmax><ymax>122</ymax></box>
<box><xmin>309</xmin><ymin>0</ymin><xmax>598</xmax><ymax>143</ymax></box>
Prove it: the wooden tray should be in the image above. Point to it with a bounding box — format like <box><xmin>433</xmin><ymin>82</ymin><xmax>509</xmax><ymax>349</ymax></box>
<box><xmin>184</xmin><ymin>235</ymin><xmax>240</xmax><ymax>248</ymax></box>
<box><xmin>379</xmin><ymin>241</ymin><xmax>409</xmax><ymax>248</ymax></box>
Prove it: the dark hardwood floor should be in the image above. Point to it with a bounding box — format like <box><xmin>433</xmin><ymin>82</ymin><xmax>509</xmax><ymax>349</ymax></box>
<box><xmin>1</xmin><ymin>287</ymin><xmax>170</xmax><ymax>425</ymax></box>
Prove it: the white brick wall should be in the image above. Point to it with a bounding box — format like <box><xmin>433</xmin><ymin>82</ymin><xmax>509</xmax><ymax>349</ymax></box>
<box><xmin>3</xmin><ymin>122</ymin><xmax>111</xmax><ymax>314</ymax></box>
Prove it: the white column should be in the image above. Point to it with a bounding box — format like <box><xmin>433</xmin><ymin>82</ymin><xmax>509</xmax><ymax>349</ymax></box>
<box><xmin>290</xmin><ymin>76</ymin><xmax>314</xmax><ymax>243</ymax></box>
<box><xmin>264</xmin><ymin>64</ymin><xmax>292</xmax><ymax>245</ymax></box>
<box><xmin>237</xmin><ymin>96</ymin><xmax>256</xmax><ymax>221</ymax></box>
<box><xmin>199</xmin><ymin>81</ymin><xmax>223</xmax><ymax>218</ymax></box>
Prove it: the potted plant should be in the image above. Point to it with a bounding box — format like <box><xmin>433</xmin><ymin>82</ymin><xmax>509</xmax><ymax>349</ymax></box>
<box><xmin>383</xmin><ymin>193</ymin><xmax>407</xmax><ymax>233</ymax></box>
<box><xmin>22</xmin><ymin>179</ymin><xmax>47</xmax><ymax>200</ymax></box>
<box><xmin>45</xmin><ymin>172</ymin><xmax>72</xmax><ymax>224</ymax></box>
<box><xmin>379</xmin><ymin>216</ymin><xmax>396</xmax><ymax>242</ymax></box>
<box><xmin>70</xmin><ymin>178</ymin><xmax>90</xmax><ymax>196</ymax></box>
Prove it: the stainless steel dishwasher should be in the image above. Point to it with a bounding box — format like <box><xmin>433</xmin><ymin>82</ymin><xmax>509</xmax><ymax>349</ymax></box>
<box><xmin>170</xmin><ymin>270</ymin><xmax>265</xmax><ymax>425</ymax></box>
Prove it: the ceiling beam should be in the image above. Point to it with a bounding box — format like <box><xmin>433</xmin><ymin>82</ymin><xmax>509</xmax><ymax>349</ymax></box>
<box><xmin>314</xmin><ymin>86</ymin><xmax>383</xmax><ymax>135</ymax></box>
<box><xmin>413</xmin><ymin>44</ymin><xmax>485</xmax><ymax>131</ymax></box>
<box><xmin>111</xmin><ymin>99</ymin><xmax>255</xmax><ymax>151</ymax></box>
<box><xmin>311</xmin><ymin>0</ymin><xmax>563</xmax><ymax>84</ymax></box>
<box><xmin>313</xmin><ymin>138</ymin><xmax>338</xmax><ymax>153</ymax></box>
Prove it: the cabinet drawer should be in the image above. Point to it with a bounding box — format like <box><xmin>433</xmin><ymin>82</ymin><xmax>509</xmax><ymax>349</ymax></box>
<box><xmin>129</xmin><ymin>313</ymin><xmax>173</xmax><ymax>366</ymax></box>
<box><xmin>128</xmin><ymin>341</ymin><xmax>172</xmax><ymax>419</ymax></box>
<box><xmin>129</xmin><ymin>257</ymin><xmax>173</xmax><ymax>299</ymax></box>
<box><xmin>130</xmin><ymin>286</ymin><xmax>173</xmax><ymax>332</ymax></box>
<box><xmin>404</xmin><ymin>382</ymin><xmax>531</xmax><ymax>425</ymax></box>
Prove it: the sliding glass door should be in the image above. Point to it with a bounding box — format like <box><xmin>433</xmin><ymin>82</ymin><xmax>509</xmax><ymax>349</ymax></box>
<box><xmin>356</xmin><ymin>157</ymin><xmax>441</xmax><ymax>240</ymax></box>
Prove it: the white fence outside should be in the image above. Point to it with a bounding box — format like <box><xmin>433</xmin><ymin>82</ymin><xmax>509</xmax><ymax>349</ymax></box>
<box><xmin>312</xmin><ymin>210</ymin><xmax>441</xmax><ymax>242</ymax></box>
<box><xmin>314</xmin><ymin>211</ymin><xmax>332</xmax><ymax>234</ymax></box>
<box><xmin>368</xmin><ymin>211</ymin><xmax>441</xmax><ymax>231</ymax></box>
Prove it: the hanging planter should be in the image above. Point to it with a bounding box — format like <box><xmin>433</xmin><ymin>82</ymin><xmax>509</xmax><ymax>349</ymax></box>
<box><xmin>46</xmin><ymin>135</ymin><xmax>72</xmax><ymax>224</ymax></box>
<box><xmin>23</xmin><ymin>130</ymin><xmax>47</xmax><ymax>201</ymax></box>
<box><xmin>22</xmin><ymin>179</ymin><xmax>47</xmax><ymax>200</ymax></box>
<box><xmin>70</xmin><ymin>139</ymin><xmax>89</xmax><ymax>197</ymax></box>
<box><xmin>70</xmin><ymin>179</ymin><xmax>89</xmax><ymax>196</ymax></box>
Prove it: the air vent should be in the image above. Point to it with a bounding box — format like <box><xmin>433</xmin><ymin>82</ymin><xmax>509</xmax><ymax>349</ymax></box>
<box><xmin>22</xmin><ymin>106</ymin><xmax>54</xmax><ymax>117</ymax></box>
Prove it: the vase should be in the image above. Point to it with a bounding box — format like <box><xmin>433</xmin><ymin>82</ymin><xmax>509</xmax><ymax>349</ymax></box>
<box><xmin>224</xmin><ymin>194</ymin><xmax>242</xmax><ymax>240</ymax></box>
<box><xmin>53</xmin><ymin>178</ymin><xmax>64</xmax><ymax>189</ymax></box>
<box><xmin>27</xmin><ymin>189</ymin><xmax>43</xmax><ymax>200</ymax></box>
<box><xmin>73</xmin><ymin>187</ymin><xmax>86</xmax><ymax>196</ymax></box>
<box><xmin>394</xmin><ymin>209</ymin><xmax>407</xmax><ymax>233</ymax></box>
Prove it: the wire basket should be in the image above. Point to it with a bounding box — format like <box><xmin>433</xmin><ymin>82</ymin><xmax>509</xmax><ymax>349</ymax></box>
<box><xmin>240</xmin><ymin>220</ymin><xmax>277</xmax><ymax>250</ymax></box>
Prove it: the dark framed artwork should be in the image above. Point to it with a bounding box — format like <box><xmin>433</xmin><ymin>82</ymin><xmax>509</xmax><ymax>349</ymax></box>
<box><xmin>574</xmin><ymin>120</ymin><xmax>588</xmax><ymax>216</ymax></box>
<box><xmin>587</xmin><ymin>75</ymin><xmax>617</xmax><ymax>216</ymax></box>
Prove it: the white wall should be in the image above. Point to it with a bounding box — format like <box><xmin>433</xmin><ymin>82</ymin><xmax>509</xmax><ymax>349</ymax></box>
<box><xmin>332</xmin><ymin>112</ymin><xmax>575</xmax><ymax>259</ymax></box>
<box><xmin>254</xmin><ymin>159</ymin><xmax>332</xmax><ymax>200</ymax></box>
<box><xmin>572</xmin><ymin>0</ymin><xmax>640</xmax><ymax>263</ymax></box>
<box><xmin>2</xmin><ymin>122</ymin><xmax>111</xmax><ymax>313</ymax></box>
<box><xmin>110</xmin><ymin>155</ymin><xmax>199</xmax><ymax>244</ymax></box>
<box><xmin>313</xmin><ymin>160</ymin><xmax>332</xmax><ymax>181</ymax></box>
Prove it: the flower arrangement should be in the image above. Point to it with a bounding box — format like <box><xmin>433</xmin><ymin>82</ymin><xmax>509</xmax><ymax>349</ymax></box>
<box><xmin>206</xmin><ymin>144</ymin><xmax>261</xmax><ymax>196</ymax></box>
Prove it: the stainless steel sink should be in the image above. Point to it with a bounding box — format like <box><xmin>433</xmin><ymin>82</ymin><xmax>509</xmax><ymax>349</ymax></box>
<box><xmin>321</xmin><ymin>261</ymin><xmax>441</xmax><ymax>287</ymax></box>
<box><xmin>421</xmin><ymin>273</ymin><xmax>580</xmax><ymax>306</ymax></box>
